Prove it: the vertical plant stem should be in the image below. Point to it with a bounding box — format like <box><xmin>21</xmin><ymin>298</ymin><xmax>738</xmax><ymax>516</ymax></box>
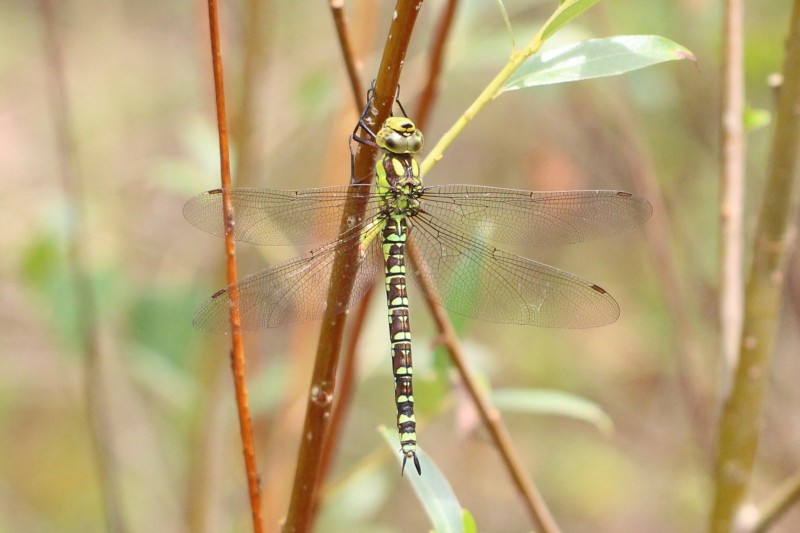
<box><xmin>38</xmin><ymin>2</ymin><xmax>127</xmax><ymax>531</ymax></box>
<box><xmin>415</xmin><ymin>0</ymin><xmax>459</xmax><ymax>127</ymax></box>
<box><xmin>329</xmin><ymin>0</ymin><xmax>365</xmax><ymax>112</ymax></box>
<box><xmin>186</xmin><ymin>1</ymin><xmax>273</xmax><ymax>529</ymax></box>
<box><xmin>205</xmin><ymin>1</ymin><xmax>264</xmax><ymax>531</ymax></box>
<box><xmin>284</xmin><ymin>3</ymin><xmax>424</xmax><ymax>531</ymax></box>
<box><xmin>311</xmin><ymin>287</ymin><xmax>370</xmax><ymax>517</ymax></box>
<box><xmin>719</xmin><ymin>0</ymin><xmax>746</xmax><ymax>396</ymax></box>
<box><xmin>309</xmin><ymin>3</ymin><xmax>367</xmax><ymax>508</ymax></box>
<box><xmin>710</xmin><ymin>1</ymin><xmax>800</xmax><ymax>530</ymax></box>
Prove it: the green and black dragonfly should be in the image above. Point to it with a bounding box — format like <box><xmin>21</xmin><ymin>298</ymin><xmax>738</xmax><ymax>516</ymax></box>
<box><xmin>184</xmin><ymin>103</ymin><xmax>652</xmax><ymax>474</ymax></box>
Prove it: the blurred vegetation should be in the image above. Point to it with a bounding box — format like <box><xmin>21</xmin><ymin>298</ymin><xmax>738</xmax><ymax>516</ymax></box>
<box><xmin>1</xmin><ymin>0</ymin><xmax>799</xmax><ymax>532</ymax></box>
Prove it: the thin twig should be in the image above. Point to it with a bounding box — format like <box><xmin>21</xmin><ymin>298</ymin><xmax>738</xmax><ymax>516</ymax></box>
<box><xmin>329</xmin><ymin>0</ymin><xmax>364</xmax><ymax>112</ymax></box>
<box><xmin>205</xmin><ymin>1</ymin><xmax>264</xmax><ymax>531</ymax></box>
<box><xmin>284</xmin><ymin>2</ymin><xmax>425</xmax><ymax>531</ymax></box>
<box><xmin>419</xmin><ymin>1</ymin><xmax>579</xmax><ymax>176</ymax></box>
<box><xmin>753</xmin><ymin>470</ymin><xmax>800</xmax><ymax>532</ymax></box>
<box><xmin>38</xmin><ymin>2</ymin><xmax>127</xmax><ymax>531</ymax></box>
<box><xmin>710</xmin><ymin>1</ymin><xmax>800</xmax><ymax>530</ymax></box>
<box><xmin>185</xmin><ymin>2</ymin><xmax>272</xmax><ymax>530</ymax></box>
<box><xmin>719</xmin><ymin>0</ymin><xmax>746</xmax><ymax>397</ymax></box>
<box><xmin>415</xmin><ymin>0</ymin><xmax>459</xmax><ymax>128</ymax></box>
<box><xmin>407</xmin><ymin>245</ymin><xmax>562</xmax><ymax>533</ymax></box>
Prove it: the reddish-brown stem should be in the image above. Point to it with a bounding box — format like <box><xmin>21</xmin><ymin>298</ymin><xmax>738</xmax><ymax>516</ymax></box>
<box><xmin>329</xmin><ymin>0</ymin><xmax>365</xmax><ymax>112</ymax></box>
<box><xmin>312</xmin><ymin>1</ymin><xmax>370</xmax><ymax>507</ymax></box>
<box><xmin>416</xmin><ymin>0</ymin><xmax>459</xmax><ymax>128</ymax></box>
<box><xmin>407</xmin><ymin>244</ymin><xmax>562</xmax><ymax>533</ymax></box>
<box><xmin>205</xmin><ymin>1</ymin><xmax>264</xmax><ymax>531</ymax></box>
<box><xmin>312</xmin><ymin>284</ymin><xmax>372</xmax><ymax>517</ymax></box>
<box><xmin>284</xmin><ymin>3</ymin><xmax>425</xmax><ymax>531</ymax></box>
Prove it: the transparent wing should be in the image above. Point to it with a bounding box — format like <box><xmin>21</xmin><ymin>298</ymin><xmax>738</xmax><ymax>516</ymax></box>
<box><xmin>408</xmin><ymin>212</ymin><xmax>619</xmax><ymax>328</ymax></box>
<box><xmin>419</xmin><ymin>186</ymin><xmax>652</xmax><ymax>247</ymax></box>
<box><xmin>193</xmin><ymin>223</ymin><xmax>385</xmax><ymax>332</ymax></box>
<box><xmin>183</xmin><ymin>185</ymin><xmax>384</xmax><ymax>245</ymax></box>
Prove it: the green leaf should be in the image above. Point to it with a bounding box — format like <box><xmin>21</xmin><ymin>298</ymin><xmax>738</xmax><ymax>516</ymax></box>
<box><xmin>492</xmin><ymin>388</ymin><xmax>613</xmax><ymax>434</ymax></box>
<box><xmin>379</xmin><ymin>427</ymin><xmax>464</xmax><ymax>533</ymax></box>
<box><xmin>540</xmin><ymin>0</ymin><xmax>599</xmax><ymax>42</ymax></box>
<box><xmin>493</xmin><ymin>0</ymin><xmax>516</xmax><ymax>49</ymax></box>
<box><xmin>503</xmin><ymin>35</ymin><xmax>696</xmax><ymax>91</ymax></box>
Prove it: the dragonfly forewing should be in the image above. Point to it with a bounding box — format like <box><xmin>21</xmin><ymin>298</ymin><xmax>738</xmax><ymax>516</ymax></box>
<box><xmin>192</xmin><ymin>222</ymin><xmax>385</xmax><ymax>332</ymax></box>
<box><xmin>183</xmin><ymin>185</ymin><xmax>384</xmax><ymax>246</ymax></box>
<box><xmin>419</xmin><ymin>186</ymin><xmax>652</xmax><ymax>248</ymax></box>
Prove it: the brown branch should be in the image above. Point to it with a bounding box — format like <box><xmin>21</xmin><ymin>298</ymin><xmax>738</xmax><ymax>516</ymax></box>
<box><xmin>307</xmin><ymin>0</ymin><xmax>370</xmax><ymax>517</ymax></box>
<box><xmin>710</xmin><ymin>0</ymin><xmax>800</xmax><ymax>530</ymax></box>
<box><xmin>205</xmin><ymin>1</ymin><xmax>264</xmax><ymax>531</ymax></box>
<box><xmin>312</xmin><ymin>284</ymin><xmax>372</xmax><ymax>518</ymax></box>
<box><xmin>718</xmin><ymin>0</ymin><xmax>746</xmax><ymax>397</ymax></box>
<box><xmin>185</xmin><ymin>2</ymin><xmax>273</xmax><ymax>531</ymax></box>
<box><xmin>407</xmin><ymin>245</ymin><xmax>562</xmax><ymax>533</ymax></box>
<box><xmin>284</xmin><ymin>2</ymin><xmax>425</xmax><ymax>531</ymax></box>
<box><xmin>38</xmin><ymin>2</ymin><xmax>127</xmax><ymax>531</ymax></box>
<box><xmin>329</xmin><ymin>0</ymin><xmax>364</xmax><ymax>112</ymax></box>
<box><xmin>416</xmin><ymin>0</ymin><xmax>459</xmax><ymax>128</ymax></box>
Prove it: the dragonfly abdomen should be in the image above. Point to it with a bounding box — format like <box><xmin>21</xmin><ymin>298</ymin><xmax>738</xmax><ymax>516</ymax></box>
<box><xmin>382</xmin><ymin>215</ymin><xmax>421</xmax><ymax>475</ymax></box>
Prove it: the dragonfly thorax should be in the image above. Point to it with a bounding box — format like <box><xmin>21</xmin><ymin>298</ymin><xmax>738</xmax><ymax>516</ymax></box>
<box><xmin>377</xmin><ymin>152</ymin><xmax>423</xmax><ymax>216</ymax></box>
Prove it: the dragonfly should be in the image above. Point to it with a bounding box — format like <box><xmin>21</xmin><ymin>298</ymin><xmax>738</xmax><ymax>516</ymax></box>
<box><xmin>184</xmin><ymin>99</ymin><xmax>652</xmax><ymax>475</ymax></box>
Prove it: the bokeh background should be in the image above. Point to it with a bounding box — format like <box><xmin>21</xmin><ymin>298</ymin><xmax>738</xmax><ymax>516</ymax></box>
<box><xmin>2</xmin><ymin>0</ymin><xmax>799</xmax><ymax>531</ymax></box>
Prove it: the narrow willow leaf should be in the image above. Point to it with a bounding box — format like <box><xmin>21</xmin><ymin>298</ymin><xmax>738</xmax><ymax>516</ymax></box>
<box><xmin>493</xmin><ymin>0</ymin><xmax>516</xmax><ymax>49</ymax></box>
<box><xmin>492</xmin><ymin>388</ymin><xmax>614</xmax><ymax>433</ymax></box>
<box><xmin>503</xmin><ymin>35</ymin><xmax>696</xmax><ymax>91</ymax></box>
<box><xmin>540</xmin><ymin>0</ymin><xmax>599</xmax><ymax>42</ymax></box>
<box><xmin>379</xmin><ymin>427</ymin><xmax>464</xmax><ymax>533</ymax></box>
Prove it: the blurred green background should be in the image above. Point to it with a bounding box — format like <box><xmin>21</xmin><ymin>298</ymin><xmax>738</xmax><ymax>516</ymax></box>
<box><xmin>2</xmin><ymin>0</ymin><xmax>799</xmax><ymax>531</ymax></box>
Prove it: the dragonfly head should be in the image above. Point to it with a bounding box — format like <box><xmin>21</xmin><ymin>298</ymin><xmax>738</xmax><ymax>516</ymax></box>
<box><xmin>377</xmin><ymin>116</ymin><xmax>424</xmax><ymax>155</ymax></box>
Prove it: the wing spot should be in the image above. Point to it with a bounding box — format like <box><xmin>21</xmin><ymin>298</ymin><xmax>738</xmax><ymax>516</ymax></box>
<box><xmin>590</xmin><ymin>284</ymin><xmax>607</xmax><ymax>295</ymax></box>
